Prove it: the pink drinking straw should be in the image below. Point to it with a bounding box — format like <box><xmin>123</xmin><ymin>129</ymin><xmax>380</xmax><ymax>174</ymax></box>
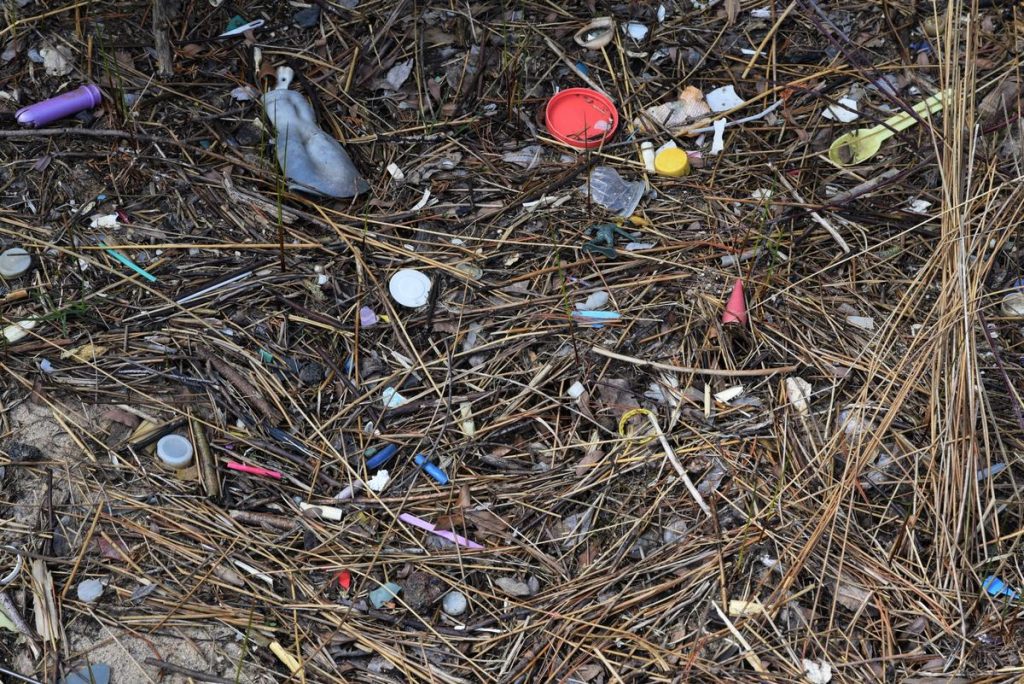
<box><xmin>226</xmin><ymin>461</ymin><xmax>282</xmax><ymax>480</ymax></box>
<box><xmin>16</xmin><ymin>84</ymin><xmax>103</xmax><ymax>127</ymax></box>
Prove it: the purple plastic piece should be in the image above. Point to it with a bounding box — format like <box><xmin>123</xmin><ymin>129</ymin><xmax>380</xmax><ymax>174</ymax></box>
<box><xmin>16</xmin><ymin>84</ymin><xmax>103</xmax><ymax>127</ymax></box>
<box><xmin>359</xmin><ymin>306</ymin><xmax>378</xmax><ymax>327</ymax></box>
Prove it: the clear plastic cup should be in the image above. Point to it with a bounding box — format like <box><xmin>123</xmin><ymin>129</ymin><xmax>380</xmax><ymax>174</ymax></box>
<box><xmin>584</xmin><ymin>166</ymin><xmax>645</xmax><ymax>217</ymax></box>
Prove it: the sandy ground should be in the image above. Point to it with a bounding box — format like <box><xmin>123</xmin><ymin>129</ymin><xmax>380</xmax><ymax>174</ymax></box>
<box><xmin>2</xmin><ymin>400</ymin><xmax>268</xmax><ymax>683</ymax></box>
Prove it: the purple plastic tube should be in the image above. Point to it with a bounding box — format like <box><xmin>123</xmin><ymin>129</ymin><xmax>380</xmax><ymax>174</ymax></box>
<box><xmin>15</xmin><ymin>84</ymin><xmax>103</xmax><ymax>127</ymax></box>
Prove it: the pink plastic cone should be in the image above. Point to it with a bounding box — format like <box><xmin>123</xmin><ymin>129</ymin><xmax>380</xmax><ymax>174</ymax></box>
<box><xmin>722</xmin><ymin>279</ymin><xmax>747</xmax><ymax>325</ymax></box>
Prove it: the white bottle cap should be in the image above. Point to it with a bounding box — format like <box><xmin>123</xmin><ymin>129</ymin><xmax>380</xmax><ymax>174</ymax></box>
<box><xmin>156</xmin><ymin>434</ymin><xmax>194</xmax><ymax>469</ymax></box>
<box><xmin>0</xmin><ymin>248</ymin><xmax>31</xmax><ymax>278</ymax></box>
<box><xmin>389</xmin><ymin>269</ymin><xmax>432</xmax><ymax>307</ymax></box>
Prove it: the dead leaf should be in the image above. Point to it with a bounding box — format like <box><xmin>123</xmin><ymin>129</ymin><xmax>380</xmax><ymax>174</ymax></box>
<box><xmin>724</xmin><ymin>0</ymin><xmax>740</xmax><ymax>24</ymax></box>
<box><xmin>97</xmin><ymin>537</ymin><xmax>130</xmax><ymax>561</ymax></box>
<box><xmin>979</xmin><ymin>75</ymin><xmax>1020</xmax><ymax>121</ymax></box>
<box><xmin>61</xmin><ymin>343</ymin><xmax>108</xmax><ymax>362</ymax></box>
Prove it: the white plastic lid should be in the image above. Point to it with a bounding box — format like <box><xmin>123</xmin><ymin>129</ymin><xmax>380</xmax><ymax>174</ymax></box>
<box><xmin>389</xmin><ymin>269</ymin><xmax>432</xmax><ymax>308</ymax></box>
<box><xmin>0</xmin><ymin>248</ymin><xmax>31</xmax><ymax>278</ymax></box>
<box><xmin>156</xmin><ymin>434</ymin><xmax>193</xmax><ymax>469</ymax></box>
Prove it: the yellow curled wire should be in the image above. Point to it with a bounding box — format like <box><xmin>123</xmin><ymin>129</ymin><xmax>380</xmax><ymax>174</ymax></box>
<box><xmin>618</xmin><ymin>408</ymin><xmax>656</xmax><ymax>446</ymax></box>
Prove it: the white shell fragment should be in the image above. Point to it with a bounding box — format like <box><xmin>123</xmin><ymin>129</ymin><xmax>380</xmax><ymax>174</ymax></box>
<box><xmin>1002</xmin><ymin>292</ymin><xmax>1024</xmax><ymax>317</ymax></box>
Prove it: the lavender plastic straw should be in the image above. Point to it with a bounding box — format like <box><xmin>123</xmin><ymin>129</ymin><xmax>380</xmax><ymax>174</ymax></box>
<box><xmin>399</xmin><ymin>513</ymin><xmax>484</xmax><ymax>549</ymax></box>
<box><xmin>16</xmin><ymin>84</ymin><xmax>102</xmax><ymax>127</ymax></box>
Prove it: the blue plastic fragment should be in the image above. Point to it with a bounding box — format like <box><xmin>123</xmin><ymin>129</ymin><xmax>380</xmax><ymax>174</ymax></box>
<box><xmin>366</xmin><ymin>443</ymin><xmax>398</xmax><ymax>469</ymax></box>
<box><xmin>414</xmin><ymin>454</ymin><xmax>449</xmax><ymax>485</ymax></box>
<box><xmin>982</xmin><ymin>575</ymin><xmax>1019</xmax><ymax>600</ymax></box>
<box><xmin>62</xmin><ymin>663</ymin><xmax>111</xmax><ymax>684</ymax></box>
<box><xmin>368</xmin><ymin>581</ymin><xmax>401</xmax><ymax>609</ymax></box>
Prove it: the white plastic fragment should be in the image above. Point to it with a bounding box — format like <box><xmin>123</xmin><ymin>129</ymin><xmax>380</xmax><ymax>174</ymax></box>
<box><xmin>907</xmin><ymin>198</ymin><xmax>932</xmax><ymax>213</ymax></box>
<box><xmin>624</xmin><ymin>22</ymin><xmax>649</xmax><ymax>40</ymax></box>
<box><xmin>389</xmin><ymin>268</ymin><xmax>432</xmax><ymax>307</ymax></box>
<box><xmin>567</xmin><ymin>381</ymin><xmax>585</xmax><ymax>399</ymax></box>
<box><xmin>385</xmin><ymin>59</ymin><xmax>414</xmax><ymax>90</ymax></box>
<box><xmin>625</xmin><ymin>242</ymin><xmax>655</xmax><ymax>251</ymax></box>
<box><xmin>657</xmin><ymin>4</ymin><xmax>667</xmax><ymax>21</ymax></box>
<box><xmin>442</xmin><ymin>590</ymin><xmax>468</xmax><ymax>616</ymax></box>
<box><xmin>714</xmin><ymin>385</ymin><xmax>744</xmax><ymax>403</ymax></box>
<box><xmin>750</xmin><ymin>6</ymin><xmax>772</xmax><ymax>18</ymax></box>
<box><xmin>89</xmin><ymin>214</ymin><xmax>120</xmax><ymax>229</ymax></box>
<box><xmin>386</xmin><ymin>162</ymin><xmax>405</xmax><ymax>182</ymax></box>
<box><xmin>410</xmin><ymin>188</ymin><xmax>433</xmax><ymax>211</ymax></box>
<box><xmin>502</xmin><ymin>145</ymin><xmax>543</xmax><ymax>169</ymax></box>
<box><xmin>382</xmin><ymin>387</ymin><xmax>409</xmax><ymax>409</ymax></box>
<box><xmin>710</xmin><ymin>118</ymin><xmax>727</xmax><ymax>155</ymax></box>
<box><xmin>785</xmin><ymin>377</ymin><xmax>812</xmax><ymax>415</ymax></box>
<box><xmin>575</xmin><ymin>291</ymin><xmax>610</xmax><ymax>311</ymax></box>
<box><xmin>706</xmin><ymin>85</ymin><xmax>744</xmax><ymax>113</ymax></box>
<box><xmin>822</xmin><ymin>98</ymin><xmax>859</xmax><ymax>123</ymax></box>
<box><xmin>640</xmin><ymin>141</ymin><xmax>656</xmax><ymax>173</ymax></box>
<box><xmin>802</xmin><ymin>659</ymin><xmax>833</xmax><ymax>684</ymax></box>
<box><xmin>366</xmin><ymin>469</ymin><xmax>390</xmax><ymax>493</ymax></box>
<box><xmin>3</xmin><ymin>320</ymin><xmax>35</xmax><ymax>343</ymax></box>
<box><xmin>230</xmin><ymin>85</ymin><xmax>259</xmax><ymax>101</ymax></box>
<box><xmin>846</xmin><ymin>315</ymin><xmax>875</xmax><ymax>330</ymax></box>
<box><xmin>77</xmin><ymin>578</ymin><xmax>104</xmax><ymax>603</ymax></box>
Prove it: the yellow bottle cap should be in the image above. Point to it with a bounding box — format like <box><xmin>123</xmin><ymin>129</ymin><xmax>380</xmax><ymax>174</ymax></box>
<box><xmin>654</xmin><ymin>147</ymin><xmax>690</xmax><ymax>177</ymax></box>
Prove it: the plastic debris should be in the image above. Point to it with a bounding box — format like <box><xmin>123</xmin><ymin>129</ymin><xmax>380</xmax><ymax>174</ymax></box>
<box><xmin>399</xmin><ymin>512</ymin><xmax>483</xmax><ymax>549</ymax></box>
<box><xmin>785</xmin><ymin>377</ymin><xmax>812</xmax><ymax>415</ymax></box>
<box><xmin>226</xmin><ymin>461</ymin><xmax>282</xmax><ymax>479</ymax></box>
<box><xmin>722</xmin><ymin>279</ymin><xmax>747</xmax><ymax>325</ymax></box>
<box><xmin>710</xmin><ymin>118</ymin><xmax>727</xmax><ymax>155</ymax></box>
<box><xmin>359</xmin><ymin>306</ymin><xmax>379</xmax><ymax>327</ymax></box>
<box><xmin>635</xmin><ymin>87</ymin><xmax>710</xmax><ymax>134</ymax></box>
<box><xmin>502</xmin><ymin>145</ymin><xmax>543</xmax><ymax>169</ymax></box>
<box><xmin>583</xmin><ymin>166</ymin><xmax>645</xmax><ymax>217</ymax></box>
<box><xmin>706</xmin><ymin>85</ymin><xmax>744</xmax><ymax>112</ymax></box>
<box><xmin>802</xmin><ymin>659</ymin><xmax>833</xmax><ymax>684</ymax></box>
<box><xmin>382</xmin><ymin>387</ymin><xmax>409</xmax><ymax>408</ymax></box>
<box><xmin>624</xmin><ymin>22</ymin><xmax>649</xmax><ymax>41</ymax></box>
<box><xmin>16</xmin><ymin>84</ymin><xmax>102</xmax><ymax>127</ymax></box>
<box><xmin>76</xmin><ymin>578</ymin><xmax>104</xmax><ymax>603</ymax></box>
<box><xmin>62</xmin><ymin>663</ymin><xmax>111</xmax><ymax>684</ymax></box>
<box><xmin>714</xmin><ymin>385</ymin><xmax>744</xmax><ymax>403</ymax></box>
<box><xmin>414</xmin><ymin>454</ymin><xmax>449</xmax><ymax>485</ymax></box>
<box><xmin>39</xmin><ymin>44</ymin><xmax>73</xmax><ymax>76</ymax></box>
<box><xmin>369</xmin><ymin>582</ymin><xmax>401</xmax><ymax>609</ymax></box>
<box><xmin>442</xmin><ymin>590</ymin><xmax>468</xmax><ymax>616</ymax></box>
<box><xmin>384</xmin><ymin>59</ymin><xmax>414</xmax><ymax>91</ymax></box>
<box><xmin>389</xmin><ymin>268</ymin><xmax>432</xmax><ymax>307</ymax></box>
<box><xmin>262</xmin><ymin>66</ymin><xmax>369</xmax><ymax>197</ymax></box>
<box><xmin>567</xmin><ymin>381</ymin><xmax>586</xmax><ymax>399</ymax></box>
<box><xmin>299</xmin><ymin>502</ymin><xmax>344</xmax><ymax>521</ymax></box>
<box><xmin>545</xmin><ymin>88</ymin><xmax>618</xmax><ymax>149</ymax></box>
<box><xmin>366</xmin><ymin>469</ymin><xmax>390</xmax><ymax>493</ymax></box>
<box><xmin>846</xmin><ymin>315</ymin><xmax>875</xmax><ymax>331</ymax></box>
<box><xmin>822</xmin><ymin>97</ymin><xmax>859</xmax><ymax>123</ymax></box>
<box><xmin>156</xmin><ymin>434</ymin><xmax>193</xmax><ymax>469</ymax></box>
<box><xmin>829</xmin><ymin>89</ymin><xmax>949</xmax><ymax>166</ymax></box>
<box><xmin>983</xmin><ymin>575</ymin><xmax>1019</xmax><ymax>600</ymax></box>
<box><xmin>0</xmin><ymin>248</ymin><xmax>31</xmax><ymax>277</ymax></box>
<box><xmin>654</xmin><ymin>147</ymin><xmax>690</xmax><ymax>177</ymax></box>
<box><xmin>366</xmin><ymin>443</ymin><xmax>399</xmax><ymax>470</ymax></box>
<box><xmin>575</xmin><ymin>291</ymin><xmax>610</xmax><ymax>311</ymax></box>
<box><xmin>3</xmin><ymin>320</ymin><xmax>35</xmax><ymax>344</ymax></box>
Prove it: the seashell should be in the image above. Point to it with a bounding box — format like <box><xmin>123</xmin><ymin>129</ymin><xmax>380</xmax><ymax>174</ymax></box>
<box><xmin>635</xmin><ymin>86</ymin><xmax>711</xmax><ymax>133</ymax></box>
<box><xmin>1002</xmin><ymin>292</ymin><xmax>1024</xmax><ymax>318</ymax></box>
<box><xmin>574</xmin><ymin>17</ymin><xmax>615</xmax><ymax>50</ymax></box>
